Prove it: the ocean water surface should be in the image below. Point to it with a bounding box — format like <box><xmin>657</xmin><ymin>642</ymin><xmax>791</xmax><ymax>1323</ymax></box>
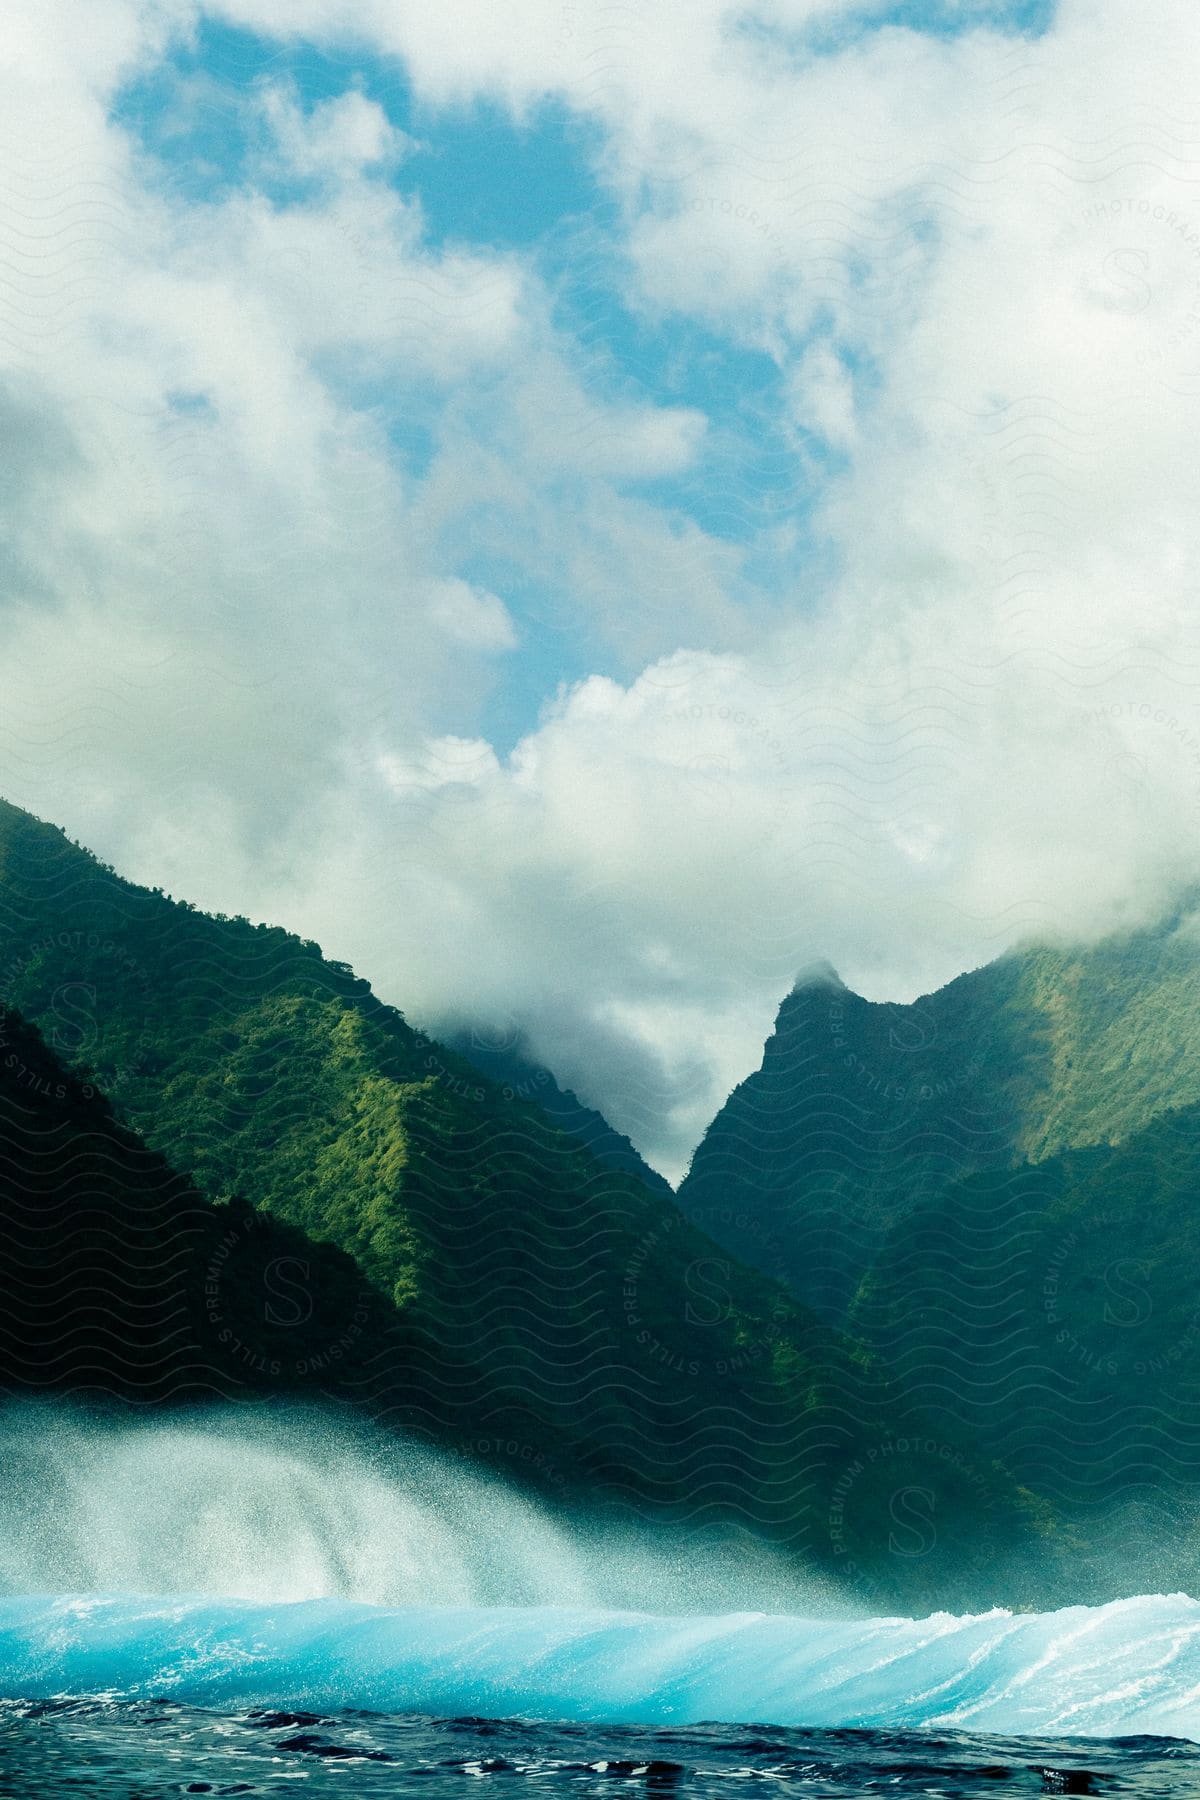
<box><xmin>3</xmin><ymin>1592</ymin><xmax>1200</xmax><ymax>1798</ymax></box>
<box><xmin>6</xmin><ymin>1698</ymin><xmax>1198</xmax><ymax>1798</ymax></box>
<box><xmin>1</xmin><ymin>1409</ymin><xmax>1196</xmax><ymax>1798</ymax></box>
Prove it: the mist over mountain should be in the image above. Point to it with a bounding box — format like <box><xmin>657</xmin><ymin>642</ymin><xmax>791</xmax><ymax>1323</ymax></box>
<box><xmin>4</xmin><ymin>0</ymin><xmax>1200</xmax><ymax>1785</ymax></box>
<box><xmin>437</xmin><ymin>1022</ymin><xmax>674</xmax><ymax>1199</ymax></box>
<box><xmin>11</xmin><ymin>786</ymin><xmax>1200</xmax><ymax>1608</ymax></box>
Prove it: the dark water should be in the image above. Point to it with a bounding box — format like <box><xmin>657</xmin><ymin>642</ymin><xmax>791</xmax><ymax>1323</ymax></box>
<box><xmin>2</xmin><ymin>1704</ymin><xmax>1197</xmax><ymax>1800</ymax></box>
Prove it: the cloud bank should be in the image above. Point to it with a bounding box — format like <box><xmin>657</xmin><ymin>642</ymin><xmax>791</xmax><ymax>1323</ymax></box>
<box><xmin>1</xmin><ymin>0</ymin><xmax>1199</xmax><ymax>1178</ymax></box>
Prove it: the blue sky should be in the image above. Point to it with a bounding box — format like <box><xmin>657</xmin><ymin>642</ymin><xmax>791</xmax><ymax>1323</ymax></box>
<box><xmin>32</xmin><ymin>0</ymin><xmax>1200</xmax><ymax>1184</ymax></box>
<box><xmin>111</xmin><ymin>5</ymin><xmax>1051</xmax><ymax>753</ymax></box>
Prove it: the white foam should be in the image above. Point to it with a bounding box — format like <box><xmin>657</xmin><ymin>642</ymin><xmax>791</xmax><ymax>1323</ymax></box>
<box><xmin>2</xmin><ymin>1592</ymin><xmax>1199</xmax><ymax>1736</ymax></box>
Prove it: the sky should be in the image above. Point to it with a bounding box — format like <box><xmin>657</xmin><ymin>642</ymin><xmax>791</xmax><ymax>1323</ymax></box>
<box><xmin>1</xmin><ymin>0</ymin><xmax>1200</xmax><ymax>1179</ymax></box>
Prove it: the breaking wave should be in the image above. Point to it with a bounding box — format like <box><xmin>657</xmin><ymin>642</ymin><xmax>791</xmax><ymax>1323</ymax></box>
<box><xmin>2</xmin><ymin>1592</ymin><xmax>1199</xmax><ymax>1737</ymax></box>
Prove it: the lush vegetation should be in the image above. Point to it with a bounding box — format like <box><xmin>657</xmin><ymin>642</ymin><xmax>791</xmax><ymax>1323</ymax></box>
<box><xmin>0</xmin><ymin>1001</ymin><xmax>393</xmax><ymax>1404</ymax></box>
<box><xmin>852</xmin><ymin>1101</ymin><xmax>1200</xmax><ymax>1590</ymax></box>
<box><xmin>676</xmin><ymin>910</ymin><xmax>1200</xmax><ymax>1581</ymax></box>
<box><xmin>678</xmin><ymin>914</ymin><xmax>1200</xmax><ymax>1323</ymax></box>
<box><xmin>0</xmin><ymin>799</ymin><xmax>1059</xmax><ymax>1608</ymax></box>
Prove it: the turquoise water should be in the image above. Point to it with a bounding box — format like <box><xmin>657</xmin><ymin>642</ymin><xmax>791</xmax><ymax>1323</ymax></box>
<box><xmin>2</xmin><ymin>1592</ymin><xmax>1200</xmax><ymax>1737</ymax></box>
<box><xmin>1</xmin><ymin>1410</ymin><xmax>1194</xmax><ymax>1795</ymax></box>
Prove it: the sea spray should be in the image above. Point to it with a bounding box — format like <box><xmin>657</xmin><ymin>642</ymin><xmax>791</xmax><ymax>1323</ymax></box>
<box><xmin>0</xmin><ymin>1400</ymin><xmax>837</xmax><ymax>1615</ymax></box>
<box><xmin>0</xmin><ymin>1403</ymin><xmax>1197</xmax><ymax>1744</ymax></box>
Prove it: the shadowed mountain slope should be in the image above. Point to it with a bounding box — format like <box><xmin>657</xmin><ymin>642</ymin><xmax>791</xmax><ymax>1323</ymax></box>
<box><xmin>0</xmin><ymin>1002</ymin><xmax>394</xmax><ymax>1406</ymax></box>
<box><xmin>852</xmin><ymin>1098</ymin><xmax>1200</xmax><ymax>1586</ymax></box>
<box><xmin>0</xmin><ymin>798</ymin><xmax>1062</xmax><ymax>1608</ymax></box>
<box><xmin>677</xmin><ymin>911</ymin><xmax>1200</xmax><ymax>1325</ymax></box>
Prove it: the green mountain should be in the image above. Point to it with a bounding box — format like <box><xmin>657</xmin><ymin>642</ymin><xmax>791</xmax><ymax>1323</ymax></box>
<box><xmin>853</xmin><ymin>1100</ymin><xmax>1200</xmax><ymax>1583</ymax></box>
<box><xmin>674</xmin><ymin>910</ymin><xmax>1200</xmax><ymax>1577</ymax></box>
<box><xmin>677</xmin><ymin>913</ymin><xmax>1200</xmax><ymax>1325</ymax></box>
<box><xmin>0</xmin><ymin>798</ymin><xmax>1056</xmax><ymax>1608</ymax></box>
<box><xmin>0</xmin><ymin>1001</ymin><xmax>395</xmax><ymax>1406</ymax></box>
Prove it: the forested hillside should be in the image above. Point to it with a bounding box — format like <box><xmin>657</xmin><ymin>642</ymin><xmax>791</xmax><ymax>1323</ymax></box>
<box><xmin>0</xmin><ymin>1001</ymin><xmax>389</xmax><ymax>1404</ymax></box>
<box><xmin>678</xmin><ymin>915</ymin><xmax>1200</xmax><ymax>1323</ymax></box>
<box><xmin>0</xmin><ymin>799</ymin><xmax>1056</xmax><ymax>1608</ymax></box>
<box><xmin>853</xmin><ymin>1099</ymin><xmax>1200</xmax><ymax>1582</ymax></box>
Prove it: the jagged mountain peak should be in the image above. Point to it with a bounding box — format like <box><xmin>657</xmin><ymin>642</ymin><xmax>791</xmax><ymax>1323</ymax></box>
<box><xmin>680</xmin><ymin>899</ymin><xmax>1200</xmax><ymax>1324</ymax></box>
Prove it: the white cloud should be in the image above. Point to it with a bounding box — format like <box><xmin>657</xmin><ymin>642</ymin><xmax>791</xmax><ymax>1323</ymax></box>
<box><xmin>0</xmin><ymin>1</ymin><xmax>727</xmax><ymax>807</ymax></box>
<box><xmin>377</xmin><ymin>735</ymin><xmax>503</xmax><ymax>792</ymax></box>
<box><xmin>260</xmin><ymin>85</ymin><xmax>412</xmax><ymax>180</ymax></box>
<box><xmin>787</xmin><ymin>342</ymin><xmax>856</xmax><ymax>454</ymax></box>
<box><xmin>426</xmin><ymin>579</ymin><xmax>517</xmax><ymax>652</ymax></box>
<box><xmin>3</xmin><ymin>0</ymin><xmax>1200</xmax><ymax>1180</ymax></box>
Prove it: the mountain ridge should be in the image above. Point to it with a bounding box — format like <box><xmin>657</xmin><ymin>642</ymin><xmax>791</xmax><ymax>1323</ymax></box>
<box><xmin>436</xmin><ymin>1023</ymin><xmax>674</xmax><ymax>1198</ymax></box>
<box><xmin>678</xmin><ymin>902</ymin><xmax>1200</xmax><ymax>1322</ymax></box>
<box><xmin>0</xmin><ymin>795</ymin><xmax>1060</xmax><ymax>1608</ymax></box>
